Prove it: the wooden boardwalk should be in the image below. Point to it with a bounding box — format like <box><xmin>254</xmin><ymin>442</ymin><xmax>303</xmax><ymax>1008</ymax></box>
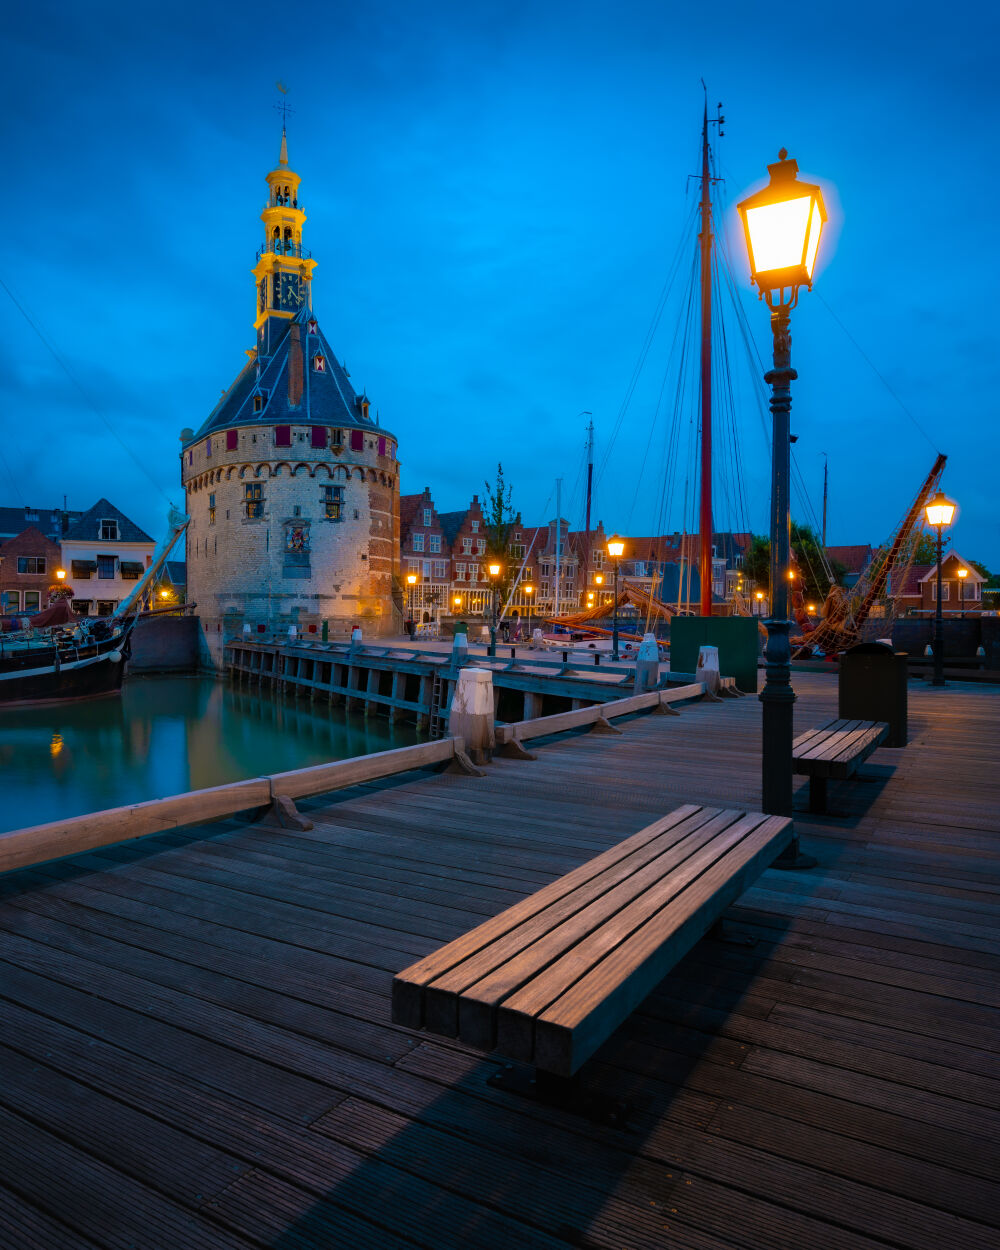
<box><xmin>0</xmin><ymin>673</ymin><xmax>997</xmax><ymax>1249</ymax></box>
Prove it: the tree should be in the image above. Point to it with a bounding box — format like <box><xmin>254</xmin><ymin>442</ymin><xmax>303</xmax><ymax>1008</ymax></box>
<box><xmin>482</xmin><ymin>462</ymin><xmax>517</xmax><ymax>606</ymax></box>
<box><xmin>743</xmin><ymin>524</ymin><xmax>844</xmax><ymax>604</ymax></box>
<box><xmin>913</xmin><ymin>531</ymin><xmax>937</xmax><ymax>565</ymax></box>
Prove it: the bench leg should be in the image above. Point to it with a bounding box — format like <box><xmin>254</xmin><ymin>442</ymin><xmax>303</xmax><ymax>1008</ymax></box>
<box><xmin>488</xmin><ymin>1064</ymin><xmax>631</xmax><ymax>1128</ymax></box>
<box><xmin>808</xmin><ymin>776</ymin><xmax>827</xmax><ymax>814</ymax></box>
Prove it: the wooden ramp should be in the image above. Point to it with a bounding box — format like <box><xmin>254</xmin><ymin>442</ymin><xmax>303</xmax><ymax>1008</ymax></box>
<box><xmin>0</xmin><ymin>674</ymin><xmax>998</xmax><ymax>1248</ymax></box>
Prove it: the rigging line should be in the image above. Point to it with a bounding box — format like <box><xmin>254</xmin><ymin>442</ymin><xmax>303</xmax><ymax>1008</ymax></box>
<box><xmin>656</xmin><ymin>248</ymin><xmax>700</xmax><ymax>539</ymax></box>
<box><xmin>716</xmin><ymin>265</ymin><xmax>753</xmax><ymax>539</ymax></box>
<box><xmin>711</xmin><ymin>257</ymin><xmax>750</xmax><ymax>539</ymax></box>
<box><xmin>596</xmin><ymin>199</ymin><xmax>699</xmax><ymax>485</ymax></box>
<box><xmin>628</xmin><ymin>245</ymin><xmax>700</xmax><ymax>529</ymax></box>
<box><xmin>715</xmin><ymin>239</ymin><xmax>834</xmax><ymax>579</ymax></box>
<box><xmin>0</xmin><ymin>275</ymin><xmax>171</xmax><ymax>502</ymax></box>
<box><xmin>815</xmin><ymin>292</ymin><xmax>940</xmax><ymax>455</ymax></box>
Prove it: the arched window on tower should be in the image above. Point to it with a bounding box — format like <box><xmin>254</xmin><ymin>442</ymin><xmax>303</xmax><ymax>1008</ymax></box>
<box><xmin>284</xmin><ymin>226</ymin><xmax>293</xmax><ymax>255</ymax></box>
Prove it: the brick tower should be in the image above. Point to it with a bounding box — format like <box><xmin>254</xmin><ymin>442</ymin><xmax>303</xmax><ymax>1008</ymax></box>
<box><xmin>180</xmin><ymin>126</ymin><xmax>402</xmax><ymax>666</ymax></box>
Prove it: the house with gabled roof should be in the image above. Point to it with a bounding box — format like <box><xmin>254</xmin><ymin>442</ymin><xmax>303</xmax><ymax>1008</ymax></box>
<box><xmin>61</xmin><ymin>498</ymin><xmax>154</xmax><ymax>618</ymax></box>
<box><xmin>399</xmin><ymin>488</ymin><xmax>452</xmax><ymax>622</ymax></box>
<box><xmin>891</xmin><ymin>551</ymin><xmax>984</xmax><ymax>615</ymax></box>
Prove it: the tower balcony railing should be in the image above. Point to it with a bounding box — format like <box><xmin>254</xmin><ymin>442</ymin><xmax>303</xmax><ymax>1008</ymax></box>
<box><xmin>256</xmin><ymin>242</ymin><xmax>312</xmax><ymax>261</ymax></box>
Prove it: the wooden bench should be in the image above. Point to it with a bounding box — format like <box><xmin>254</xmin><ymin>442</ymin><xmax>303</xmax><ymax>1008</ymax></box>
<box><xmin>392</xmin><ymin>804</ymin><xmax>793</xmax><ymax>1082</ymax></box>
<box><xmin>792</xmin><ymin>718</ymin><xmax>889</xmax><ymax>813</ymax></box>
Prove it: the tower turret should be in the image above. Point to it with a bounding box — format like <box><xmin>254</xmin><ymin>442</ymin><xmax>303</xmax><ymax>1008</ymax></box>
<box><xmin>252</xmin><ymin>127</ymin><xmax>317</xmax><ymax>357</ymax></box>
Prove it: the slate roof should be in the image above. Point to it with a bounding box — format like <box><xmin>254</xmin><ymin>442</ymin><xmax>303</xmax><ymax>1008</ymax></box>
<box><xmin>62</xmin><ymin>499</ymin><xmax>153</xmax><ymax>544</ymax></box>
<box><xmin>436</xmin><ymin>510</ymin><xmax>468</xmax><ymax>549</ymax></box>
<box><xmin>164</xmin><ymin>560</ymin><xmax>186</xmax><ymax>587</ymax></box>
<box><xmin>0</xmin><ymin>506</ymin><xmax>82</xmax><ymax>542</ymax></box>
<box><xmin>186</xmin><ymin>308</ymin><xmax>396</xmax><ymax>447</ymax></box>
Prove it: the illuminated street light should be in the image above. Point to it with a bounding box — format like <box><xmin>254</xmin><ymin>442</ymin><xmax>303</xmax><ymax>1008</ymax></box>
<box><xmin>738</xmin><ymin>149</ymin><xmax>827</xmax><ymax>863</ymax></box>
<box><xmin>923</xmin><ymin>488</ymin><xmax>957</xmax><ymax>685</ymax></box>
<box><xmin>606</xmin><ymin>535</ymin><xmax>625</xmax><ymax>661</ymax></box>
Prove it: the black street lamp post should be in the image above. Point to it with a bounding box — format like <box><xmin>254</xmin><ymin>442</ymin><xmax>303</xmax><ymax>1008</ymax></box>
<box><xmin>738</xmin><ymin>150</ymin><xmax>827</xmax><ymax>867</ymax></box>
<box><xmin>487</xmin><ymin>562</ymin><xmax>501</xmax><ymax>657</ymax></box>
<box><xmin>607</xmin><ymin>535</ymin><xmax>624</xmax><ymax>661</ymax></box>
<box><xmin>924</xmin><ymin>489</ymin><xmax>957</xmax><ymax>686</ymax></box>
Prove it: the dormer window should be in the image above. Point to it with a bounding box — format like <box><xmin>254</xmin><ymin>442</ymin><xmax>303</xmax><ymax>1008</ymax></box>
<box><xmin>99</xmin><ymin>519</ymin><xmax>119</xmax><ymax>541</ymax></box>
<box><xmin>253</xmin><ymin>393</ymin><xmax>266</xmax><ymax>414</ymax></box>
<box><xmin>307</xmin><ymin>319</ymin><xmax>318</xmax><ymax>335</ymax></box>
<box><xmin>312</xmin><ymin>354</ymin><xmax>326</xmax><ymax>373</ymax></box>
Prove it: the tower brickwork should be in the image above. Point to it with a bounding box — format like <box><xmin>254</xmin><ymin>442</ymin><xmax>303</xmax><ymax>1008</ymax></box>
<box><xmin>181</xmin><ymin>128</ymin><xmax>401</xmax><ymax>666</ymax></box>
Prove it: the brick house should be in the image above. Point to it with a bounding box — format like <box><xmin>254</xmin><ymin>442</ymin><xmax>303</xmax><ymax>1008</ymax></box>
<box><xmin>0</xmin><ymin>526</ymin><xmax>63</xmax><ymax>616</ymax></box>
<box><xmin>399</xmin><ymin>487</ymin><xmax>452</xmax><ymax>623</ymax></box>
<box><xmin>892</xmin><ymin>551</ymin><xmax>984</xmax><ymax>615</ymax></box>
<box><xmin>439</xmin><ymin>495</ymin><xmax>491</xmax><ymax>613</ymax></box>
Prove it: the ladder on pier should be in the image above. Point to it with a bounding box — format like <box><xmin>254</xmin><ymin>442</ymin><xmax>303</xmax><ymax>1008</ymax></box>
<box><xmin>428</xmin><ymin>670</ymin><xmax>447</xmax><ymax>739</ymax></box>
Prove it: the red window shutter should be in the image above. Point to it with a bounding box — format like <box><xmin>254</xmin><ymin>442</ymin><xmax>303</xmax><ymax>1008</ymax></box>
<box><xmin>226</xmin><ymin>429</ymin><xmax>238</xmax><ymax>451</ymax></box>
<box><xmin>275</xmin><ymin>425</ymin><xmax>291</xmax><ymax>447</ymax></box>
<box><xmin>311</xmin><ymin>425</ymin><xmax>327</xmax><ymax>448</ymax></box>
<box><xmin>377</xmin><ymin>436</ymin><xmax>386</xmax><ymax>457</ymax></box>
<box><xmin>350</xmin><ymin>429</ymin><xmax>363</xmax><ymax>452</ymax></box>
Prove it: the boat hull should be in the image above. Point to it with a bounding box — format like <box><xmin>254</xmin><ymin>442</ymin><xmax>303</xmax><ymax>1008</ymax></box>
<box><xmin>0</xmin><ymin>632</ymin><xmax>132</xmax><ymax>708</ymax></box>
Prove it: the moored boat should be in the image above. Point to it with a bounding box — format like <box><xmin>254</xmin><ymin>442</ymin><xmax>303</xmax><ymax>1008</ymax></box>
<box><xmin>0</xmin><ymin>506</ymin><xmax>188</xmax><ymax>707</ymax></box>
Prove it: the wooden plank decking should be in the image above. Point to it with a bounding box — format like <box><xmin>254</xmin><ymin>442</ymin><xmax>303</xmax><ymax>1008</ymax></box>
<box><xmin>0</xmin><ymin>673</ymin><xmax>997</xmax><ymax>1249</ymax></box>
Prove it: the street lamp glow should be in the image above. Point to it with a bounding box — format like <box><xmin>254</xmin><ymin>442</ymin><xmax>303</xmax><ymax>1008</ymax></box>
<box><xmin>55</xmin><ymin>568</ymin><xmax>66</xmax><ymax>580</ymax></box>
<box><xmin>755</xmin><ymin>591</ymin><xmax>764</xmax><ymax>600</ymax></box>
<box><xmin>523</xmin><ymin>583</ymin><xmax>533</xmax><ymax>595</ymax></box>
<box><xmin>406</xmin><ymin>573</ymin><xmax>417</xmax><ymax>586</ymax></box>
<box><xmin>737</xmin><ymin>151</ymin><xmax>828</xmax><ymax>299</ymax></box>
<box><xmin>488</xmin><ymin>562</ymin><xmax>501</xmax><ymax>577</ymax></box>
<box><xmin>958</xmin><ymin>568</ymin><xmax>968</xmax><ymax>579</ymax></box>
<box><xmin>595</xmin><ymin>574</ymin><xmax>603</xmax><ymax>585</ymax></box>
<box><xmin>924</xmin><ymin>489</ymin><xmax>957</xmax><ymax>529</ymax></box>
<box><xmin>606</xmin><ymin>534</ymin><xmax>625</xmax><ymax>559</ymax></box>
<box><xmin>454</xmin><ymin>595</ymin><xmax>462</xmax><ymax>606</ymax></box>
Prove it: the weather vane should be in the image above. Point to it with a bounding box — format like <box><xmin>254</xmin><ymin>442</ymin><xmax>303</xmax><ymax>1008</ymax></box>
<box><xmin>274</xmin><ymin>81</ymin><xmax>295</xmax><ymax>128</ymax></box>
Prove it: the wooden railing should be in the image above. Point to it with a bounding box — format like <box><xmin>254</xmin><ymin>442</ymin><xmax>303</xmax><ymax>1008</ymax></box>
<box><xmin>0</xmin><ymin>680</ymin><xmax>716</xmax><ymax>875</ymax></box>
<box><xmin>0</xmin><ymin>738</ymin><xmax>462</xmax><ymax>876</ymax></box>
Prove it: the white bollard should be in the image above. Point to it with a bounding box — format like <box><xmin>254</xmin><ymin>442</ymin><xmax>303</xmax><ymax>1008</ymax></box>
<box><xmin>635</xmin><ymin>632</ymin><xmax>660</xmax><ymax>692</ymax></box>
<box><xmin>449</xmin><ymin>667</ymin><xmax>495</xmax><ymax>762</ymax></box>
<box><xmin>351</xmin><ymin>625</ymin><xmax>362</xmax><ymax>645</ymax></box>
<box><xmin>479</xmin><ymin>625</ymin><xmax>491</xmax><ymax>645</ymax></box>
<box><xmin>924</xmin><ymin>644</ymin><xmax>933</xmax><ymax>657</ymax></box>
<box><xmin>532</xmin><ymin>628</ymin><xmax>544</xmax><ymax>650</ymax></box>
<box><xmin>288</xmin><ymin>626</ymin><xmax>297</xmax><ymax>641</ymax></box>
<box><xmin>452</xmin><ymin>630</ymin><xmax>469</xmax><ymax>661</ymax></box>
<box><xmin>696</xmin><ymin>644</ymin><xmax>721</xmax><ymax>695</ymax></box>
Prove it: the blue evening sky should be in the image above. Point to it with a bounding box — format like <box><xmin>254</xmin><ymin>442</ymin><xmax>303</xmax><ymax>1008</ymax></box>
<box><xmin>3</xmin><ymin>0</ymin><xmax>997</xmax><ymax>567</ymax></box>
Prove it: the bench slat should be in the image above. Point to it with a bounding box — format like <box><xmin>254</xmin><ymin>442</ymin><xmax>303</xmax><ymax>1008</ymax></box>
<box><xmin>794</xmin><ymin>720</ymin><xmax>888</xmax><ymax>779</ymax></box>
<box><xmin>531</xmin><ymin>815</ymin><xmax>792</xmax><ymax>1075</ymax></box>
<box><xmin>427</xmin><ymin>808</ymin><xmax>726</xmax><ymax>1040</ymax></box>
<box><xmin>490</xmin><ymin>810</ymin><xmax>772</xmax><ymax>1061</ymax></box>
<box><xmin>456</xmin><ymin>809</ymin><xmax>749</xmax><ymax>1052</ymax></box>
<box><xmin>390</xmin><ymin>803</ymin><xmax>704</xmax><ymax>1030</ymax></box>
<box><xmin>792</xmin><ymin>720</ymin><xmax>865</xmax><ymax>762</ymax></box>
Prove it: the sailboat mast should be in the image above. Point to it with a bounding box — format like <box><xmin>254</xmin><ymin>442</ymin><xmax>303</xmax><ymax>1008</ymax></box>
<box><xmin>821</xmin><ymin>453</ymin><xmax>829</xmax><ymax>548</ymax></box>
<box><xmin>584</xmin><ymin>416</ymin><xmax>594</xmax><ymax>596</ymax></box>
<box><xmin>698</xmin><ymin>102</ymin><xmax>714</xmax><ymax>617</ymax></box>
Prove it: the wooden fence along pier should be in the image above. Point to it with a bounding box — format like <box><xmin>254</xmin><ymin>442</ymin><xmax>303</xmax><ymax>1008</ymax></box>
<box><xmin>225</xmin><ymin>639</ymin><xmax>720</xmax><ymax>732</ymax></box>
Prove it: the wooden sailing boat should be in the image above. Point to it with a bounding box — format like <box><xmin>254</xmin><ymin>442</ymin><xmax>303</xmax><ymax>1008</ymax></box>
<box><xmin>0</xmin><ymin>507</ymin><xmax>188</xmax><ymax>706</ymax></box>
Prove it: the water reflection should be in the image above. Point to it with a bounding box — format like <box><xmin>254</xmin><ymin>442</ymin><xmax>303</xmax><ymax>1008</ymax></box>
<box><xmin>0</xmin><ymin>675</ymin><xmax>422</xmax><ymax>833</ymax></box>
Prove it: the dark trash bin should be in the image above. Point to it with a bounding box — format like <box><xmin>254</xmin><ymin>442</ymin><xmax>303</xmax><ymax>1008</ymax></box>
<box><xmin>839</xmin><ymin>640</ymin><xmax>908</xmax><ymax>747</ymax></box>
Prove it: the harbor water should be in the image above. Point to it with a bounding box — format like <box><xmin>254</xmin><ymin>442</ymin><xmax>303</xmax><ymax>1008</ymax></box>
<box><xmin>0</xmin><ymin>674</ymin><xmax>423</xmax><ymax>835</ymax></box>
